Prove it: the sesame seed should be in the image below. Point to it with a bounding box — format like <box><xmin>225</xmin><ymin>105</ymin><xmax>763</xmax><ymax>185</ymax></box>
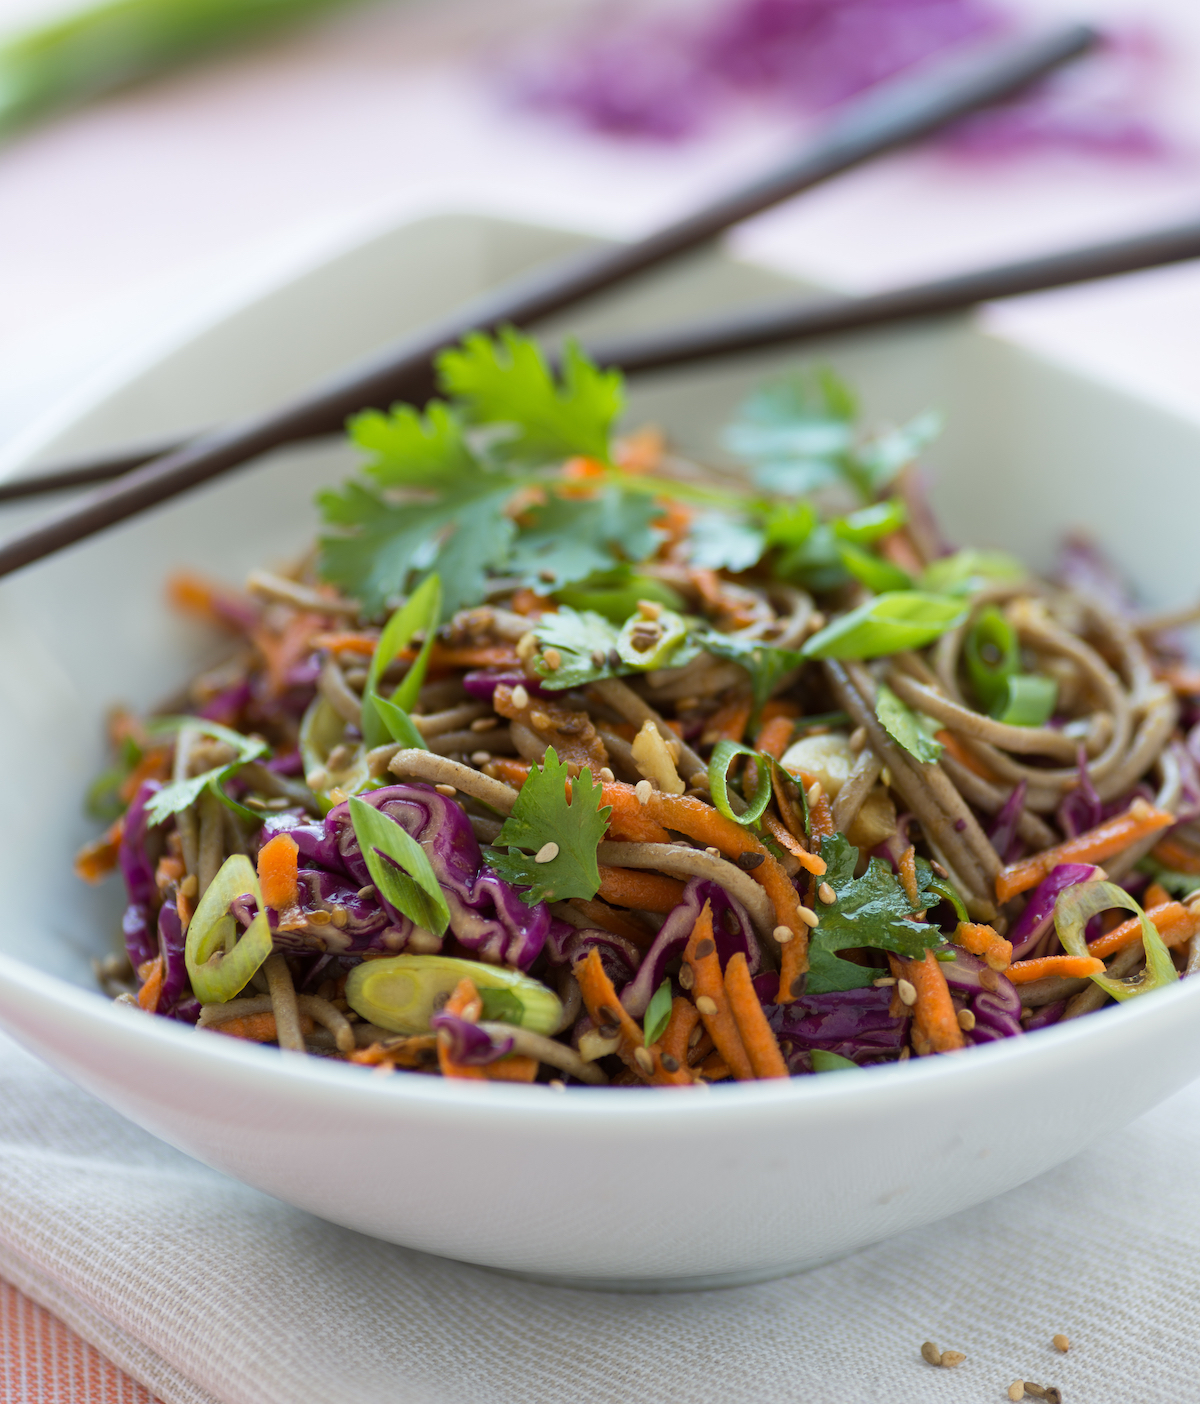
<box><xmin>979</xmin><ymin>969</ymin><xmax>1000</xmax><ymax>992</ymax></box>
<box><xmin>607</xmin><ymin>648</ymin><xmax>622</xmax><ymax>668</ymax></box>
<box><xmin>306</xmin><ymin>768</ymin><xmax>329</xmax><ymax>791</ymax></box>
<box><xmin>808</xmin><ymin>611</ymin><xmax>825</xmax><ymax>631</ymax></box>
<box><xmin>471</xmin><ymin>751</ymin><xmax>492</xmax><ymax>766</ymax></box>
<box><xmin>635</xmin><ymin>780</ymin><xmax>653</xmax><ymax>805</ymax></box>
<box><xmin>245</xmin><ymin>796</ymin><xmax>267</xmax><ymax>810</ymax></box>
<box><xmin>548</xmin><ymin>1079</ymin><xmax>566</xmax><ymax>1092</ymax></box>
<box><xmin>534</xmin><ymin>842</ymin><xmax>560</xmax><ymax>864</ymax></box>
<box><xmin>688</xmin><ymin>1021</ymin><xmax>703</xmax><ymax>1047</ymax></box>
<box><xmin>737</xmin><ymin>852</ymin><xmax>765</xmax><ymax>871</ymax></box>
<box><xmin>308</xmin><ymin>910</ymin><xmax>332</xmax><ymax>927</ymax></box>
<box><xmin>957</xmin><ymin>1008</ymin><xmax>976</xmax><ymax>1032</ymax></box>
<box><xmin>920</xmin><ymin>1342</ymin><xmax>942</xmax><ymax>1367</ymax></box>
<box><xmin>940</xmin><ymin>1351</ymin><xmax>965</xmax><ymax>1368</ymax></box>
<box><xmin>591</xmin><ymin>650</ymin><xmax>607</xmax><ymax>668</ymax></box>
<box><xmin>1044</xmin><ymin>1390</ymin><xmax>1062</xmax><ymax>1404</ymax></box>
<box><xmin>773</xmin><ymin>925</ymin><xmax>794</xmax><ymax>945</ymax></box>
<box><xmin>897</xmin><ymin>979</ymin><xmax>918</xmax><ymax>1007</ymax></box>
<box><xmin>434</xmin><ymin>784</ymin><xmax>457</xmax><ymax>797</ymax></box>
<box><xmin>695</xmin><ymin>995</ymin><xmax>718</xmax><ymax>1017</ymax></box>
<box><xmin>694</xmin><ymin>938</ymin><xmax>716</xmax><ymax>960</ymax></box>
<box><xmin>470</xmin><ymin>716</ymin><xmax>498</xmax><ymax>732</ymax></box>
<box><xmin>818</xmin><ymin>882</ymin><xmax>836</xmax><ymax>904</ymax></box>
<box><xmin>661</xmin><ymin>1053</ymin><xmax>680</xmax><ymax>1072</ymax></box>
<box><xmin>898</xmin><ymin>1046</ymin><xmax>911</xmax><ymax>1061</ymax></box>
<box><xmin>1052</xmin><ymin>1334</ymin><xmax>1069</xmax><ymax>1353</ymax></box>
<box><xmin>1022</xmin><ymin>1386</ymin><xmax>1048</xmax><ymax>1401</ymax></box>
<box><xmin>931</xmin><ymin>861</ymin><xmax>949</xmax><ymax>878</ymax></box>
<box><xmin>633</xmin><ymin>1046</ymin><xmax>654</xmax><ymax>1075</ymax></box>
<box><xmin>598</xmin><ymin>1021</ymin><xmax>619</xmax><ymax>1039</ymax></box>
<box><xmin>705</xmin><ymin>846</ymin><xmax>721</xmax><ymax>857</ymax></box>
<box><xmin>511</xmin><ymin>684</ymin><xmax>530</xmax><ymax>710</ymax></box>
<box><xmin>679</xmin><ymin>965</ymin><xmax>694</xmax><ymax>991</ymax></box>
<box><xmin>637</xmin><ymin>599</ymin><xmax>662</xmax><ymax>620</ymax></box>
<box><xmin>806</xmin><ymin>782</ymin><xmax>824</xmax><ymax>808</ymax></box>
<box><xmin>873</xmin><ymin>977</ymin><xmax>896</xmax><ymax>988</ymax></box>
<box><xmin>516</xmin><ymin>632</ymin><xmax>537</xmax><ymax>661</ymax></box>
<box><xmin>330</xmin><ymin>907</ymin><xmax>348</xmax><ymax>928</ymax></box>
<box><xmin>543</xmin><ymin>648</ymin><xmax>562</xmax><ymax>671</ymax></box>
<box><xmin>849</xmin><ymin>726</ymin><xmax>867</xmax><ymax>753</ymax></box>
<box><xmin>539</xmin><ymin>569</ymin><xmax>556</xmax><ymax>583</ymax></box>
<box><xmin>1008</xmin><ymin>1384</ymin><xmax>1025</xmax><ymax>1401</ymax></box>
<box><xmin>357</xmin><ymin>886</ymin><xmax>376</xmax><ymax>900</ymax></box>
<box><xmin>179</xmin><ymin>874</ymin><xmax>199</xmax><ymax>899</ymax></box>
<box><xmin>796</xmin><ymin>905</ymin><xmax>820</xmax><ymax>929</ymax></box>
<box><xmin>599</xmin><ymin>767</ymin><xmax>615</xmax><ymax>782</ymax></box>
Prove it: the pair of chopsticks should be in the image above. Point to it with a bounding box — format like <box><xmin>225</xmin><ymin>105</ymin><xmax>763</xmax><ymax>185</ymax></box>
<box><xmin>0</xmin><ymin>24</ymin><xmax>1116</xmax><ymax>579</ymax></box>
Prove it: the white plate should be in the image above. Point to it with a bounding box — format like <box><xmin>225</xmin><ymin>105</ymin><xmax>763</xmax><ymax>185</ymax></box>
<box><xmin>1</xmin><ymin>212</ymin><xmax>1198</xmax><ymax>1290</ymax></box>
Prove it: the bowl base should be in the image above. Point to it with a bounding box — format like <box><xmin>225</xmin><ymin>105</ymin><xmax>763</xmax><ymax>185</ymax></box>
<box><xmin>478</xmin><ymin>1249</ymin><xmax>855</xmax><ymax>1293</ymax></box>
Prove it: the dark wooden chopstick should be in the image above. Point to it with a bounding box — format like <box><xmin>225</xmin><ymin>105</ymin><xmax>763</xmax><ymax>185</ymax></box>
<box><xmin>583</xmin><ymin>213</ymin><xmax>1200</xmax><ymax>375</ymax></box>
<box><xmin>0</xmin><ymin>24</ymin><xmax>1095</xmax><ymax>576</ymax></box>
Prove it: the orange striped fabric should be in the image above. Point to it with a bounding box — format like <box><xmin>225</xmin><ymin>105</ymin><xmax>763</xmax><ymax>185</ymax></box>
<box><xmin>0</xmin><ymin>1280</ymin><xmax>159</xmax><ymax>1403</ymax></box>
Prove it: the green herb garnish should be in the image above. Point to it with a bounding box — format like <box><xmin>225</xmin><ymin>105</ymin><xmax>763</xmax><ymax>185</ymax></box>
<box><xmin>143</xmin><ymin>718</ymin><xmax>267</xmax><ymax>827</ymax></box>
<box><xmin>348</xmin><ymin>794</ymin><xmax>451</xmax><ymax>936</ymax></box>
<box><xmin>875</xmin><ymin>683</ymin><xmax>943</xmax><ymax>764</ymax></box>
<box><xmin>644</xmin><ymin>978</ymin><xmax>673</xmax><ymax>1047</ymax></box>
<box><xmin>801</xmin><ymin>592</ymin><xmax>966</xmax><ymax>660</ymax></box>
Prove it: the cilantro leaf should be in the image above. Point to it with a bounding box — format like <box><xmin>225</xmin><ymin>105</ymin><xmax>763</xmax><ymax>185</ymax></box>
<box><xmin>686</xmin><ymin>511</ymin><xmax>766</xmax><ymax>572</ymax></box>
<box><xmin>854</xmin><ymin>410</ymin><xmax>942</xmax><ymax>495</ymax></box>
<box><xmin>350</xmin><ymin>399</ymin><xmax>476</xmax><ymax>490</ymax></box>
<box><xmin>695</xmin><ymin>630</ymin><xmax>803</xmax><ymax>714</ymax></box>
<box><xmin>644</xmin><ymin>978</ymin><xmax>673</xmax><ymax>1046</ymax></box>
<box><xmin>487</xmin><ymin>750</ymin><xmax>612</xmax><ymax>904</ymax></box>
<box><xmin>437</xmin><ymin>330</ymin><xmax>622</xmax><ymax>465</ymax></box>
<box><xmin>875</xmin><ymin>683</ymin><xmax>943</xmax><ymax>764</ymax></box>
<box><xmin>508</xmin><ymin>488</ymin><xmax>663</xmax><ymax>591</ymax></box>
<box><xmin>143</xmin><ymin>719</ymin><xmax>267</xmax><ymax>827</ymax></box>
<box><xmin>807</xmin><ymin>834</ymin><xmax>940</xmax><ymax>993</ymax></box>
<box><xmin>530</xmin><ymin>607</ymin><xmax>623</xmax><ymax>690</ymax></box>
<box><xmin>724</xmin><ymin>368</ymin><xmax>857</xmax><ymax>497</ymax></box>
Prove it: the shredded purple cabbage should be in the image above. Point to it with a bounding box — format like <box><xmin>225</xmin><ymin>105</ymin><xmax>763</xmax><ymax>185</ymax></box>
<box><xmin>1052</xmin><ymin>532</ymin><xmax>1137</xmax><ymax>614</ymax></box>
<box><xmin>1024</xmin><ymin>1000</ymin><xmax>1066</xmax><ymax>1032</ymax></box>
<box><xmin>1008</xmin><ymin>862</ymin><xmax>1103</xmax><ymax>960</ymax></box>
<box><xmin>428</xmin><ymin>1011</ymin><xmax>514</xmax><ymax>1065</ymax></box>
<box><xmin>546</xmin><ymin>923</ymin><xmax>640</xmax><ymax>989</ymax></box>
<box><xmin>119</xmin><ymin>781</ymin><xmax>160</xmax><ymax>910</ymax></box>
<box><xmin>121</xmin><ymin>901</ymin><xmax>156</xmax><ymax>970</ymax></box>
<box><xmin>941</xmin><ymin>948</ymin><xmax>1022</xmax><ymax>1042</ymax></box>
<box><xmin>988</xmin><ymin>779</ymin><xmax>1026</xmax><ymax>864</ymax></box>
<box><xmin>761</xmin><ymin>986</ymin><xmax>909</xmax><ymax>1072</ymax></box>
<box><xmin>155</xmin><ymin>898</ymin><xmax>189</xmax><ymax>1014</ymax></box>
<box><xmin>461</xmin><ymin>670</ymin><xmax>548</xmax><ymax>702</ymax></box>
<box><xmin>1057</xmin><ymin>748</ymin><xmax>1103</xmax><ymax>839</ymax></box>
<box><xmin>619</xmin><ymin>878</ymin><xmax>759</xmax><ymax>1018</ymax></box>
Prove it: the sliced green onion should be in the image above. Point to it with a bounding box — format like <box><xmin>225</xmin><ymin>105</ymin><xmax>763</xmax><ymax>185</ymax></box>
<box><xmin>478</xmin><ymin>987</ymin><xmax>524</xmax><ymax>1024</ymax></box>
<box><xmin>995</xmin><ymin>673</ymin><xmax>1058</xmax><ymax>727</ymax></box>
<box><xmin>346</xmin><ymin>955</ymin><xmax>561</xmax><ymax>1036</ymax></box>
<box><xmin>348</xmin><ymin>795</ymin><xmax>451</xmax><ymax>937</ymax></box>
<box><xmin>644</xmin><ymin>978</ymin><xmax>673</xmax><ymax>1047</ymax></box>
<box><xmin>964</xmin><ymin>606</ymin><xmax>1019</xmax><ymax>714</ymax></box>
<box><xmin>361</xmin><ymin>574</ymin><xmax>442</xmax><ymax>751</ymax></box>
<box><xmin>185</xmin><ymin>854</ymin><xmax>273</xmax><ymax>1004</ymax></box>
<box><xmin>836</xmin><ymin>541</ymin><xmax>913</xmax><ymax>593</ymax></box>
<box><xmin>1055</xmin><ymin>880</ymin><xmax>1178</xmax><ymax>1001</ymax></box>
<box><xmin>811</xmin><ymin>1050</ymin><xmax>862</xmax><ymax>1073</ymax></box>
<box><xmin>832</xmin><ymin>497</ymin><xmax>907</xmax><ymax>545</ymax></box>
<box><xmin>801</xmin><ymin>592</ymin><xmax>966</xmax><ymax>660</ymax></box>
<box><xmin>615</xmin><ymin>606</ymin><xmax>689</xmax><ymax>670</ymax></box>
<box><xmin>708</xmin><ymin>740</ymin><xmax>773</xmax><ymax>828</ymax></box>
<box><xmin>920</xmin><ymin>548</ymin><xmax>1026</xmax><ymax>598</ymax></box>
<box><xmin>927</xmin><ymin>877</ymin><xmax>969</xmax><ymax>924</ymax></box>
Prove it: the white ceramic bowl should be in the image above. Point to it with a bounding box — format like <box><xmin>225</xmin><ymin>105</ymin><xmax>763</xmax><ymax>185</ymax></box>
<box><xmin>2</xmin><ymin>213</ymin><xmax>1200</xmax><ymax>1290</ymax></box>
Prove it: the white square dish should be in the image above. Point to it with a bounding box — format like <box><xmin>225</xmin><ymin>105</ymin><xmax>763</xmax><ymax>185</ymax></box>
<box><xmin>1</xmin><ymin>212</ymin><xmax>1198</xmax><ymax>1290</ymax></box>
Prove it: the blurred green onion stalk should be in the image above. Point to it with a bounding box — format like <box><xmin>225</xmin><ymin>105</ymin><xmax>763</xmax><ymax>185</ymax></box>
<box><xmin>0</xmin><ymin>0</ymin><xmax>363</xmax><ymax>139</ymax></box>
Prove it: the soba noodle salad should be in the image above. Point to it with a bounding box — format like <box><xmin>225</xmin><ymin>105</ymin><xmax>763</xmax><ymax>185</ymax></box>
<box><xmin>76</xmin><ymin>330</ymin><xmax>1200</xmax><ymax>1087</ymax></box>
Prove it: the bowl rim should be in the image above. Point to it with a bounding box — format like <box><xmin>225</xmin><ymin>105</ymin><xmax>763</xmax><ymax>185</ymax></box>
<box><xmin>4</xmin><ymin>942</ymin><xmax>1196</xmax><ymax>1123</ymax></box>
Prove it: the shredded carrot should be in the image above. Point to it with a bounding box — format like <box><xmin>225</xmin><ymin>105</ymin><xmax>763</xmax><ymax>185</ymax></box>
<box><xmin>598</xmin><ymin>781</ymin><xmax>672</xmax><ymax>844</ymax></box>
<box><xmin>654</xmin><ymin>498</ymin><xmax>693</xmax><ymax>551</ymax></box>
<box><xmin>136</xmin><ymin>956</ymin><xmax>164</xmax><ymax>1013</ymax></box>
<box><xmin>955</xmin><ymin>921</ymin><xmax>1012</xmax><ymax>971</ymax></box>
<box><xmin>642</xmin><ymin>791</ymin><xmax>809</xmax><ymax>966</ymax></box>
<box><xmin>211</xmin><ymin>1010</ymin><xmax>316</xmax><ymax>1043</ymax></box>
<box><xmin>1086</xmin><ymin>900</ymin><xmax>1198</xmax><ymax>959</ymax></box>
<box><xmin>1144</xmin><ymin>881</ymin><xmax>1171</xmax><ymax>910</ymax></box>
<box><xmin>74</xmin><ymin>819</ymin><xmax>123</xmax><ymax>884</ymax></box>
<box><xmin>889</xmin><ymin>950</ymin><xmax>965</xmax><ymax>1052</ymax></box>
<box><xmin>154</xmin><ymin>855</ymin><xmax>185</xmax><ymax>891</ymax></box>
<box><xmin>256</xmin><ymin>832</ymin><xmax>300</xmax><ymax>912</ymax></box>
<box><xmin>723</xmin><ymin>952</ymin><xmax>788</xmax><ymax>1079</ymax></box>
<box><xmin>995</xmin><ymin>799</ymin><xmax>1175</xmax><ymax>903</ymax></box>
<box><xmin>569</xmin><ymin>898</ymin><xmax>656</xmax><ymax>950</ymax></box>
<box><xmin>481</xmin><ymin>1055</ymin><xmax>539</xmax><ymax>1082</ymax></box>
<box><xmin>597</xmin><ymin>865</ymin><xmax>687</xmax><ymax>914</ymax></box>
<box><xmin>688</xmin><ymin>1027</ymin><xmax>715</xmax><ymax>1066</ymax></box>
<box><xmin>1150</xmin><ymin>834</ymin><xmax>1200</xmax><ymax>875</ymax></box>
<box><xmin>176</xmin><ymin>889</ymin><xmax>194</xmax><ymax>931</ymax></box>
<box><xmin>701</xmin><ymin>691</ymin><xmax>754</xmax><ymax>746</ymax></box>
<box><xmin>683</xmin><ymin>902</ymin><xmax>755</xmax><ymax>1080</ymax></box>
<box><xmin>348</xmin><ymin>1035</ymin><xmax>437</xmax><ymax>1068</ymax></box>
<box><xmin>615</xmin><ymin>426</ymin><xmax>666</xmax><ymax>474</ymax></box>
<box><xmin>898</xmin><ymin>844</ymin><xmax>920</xmax><ymax>909</ymax></box>
<box><xmin>437</xmin><ymin>978</ymin><xmax>487</xmax><ymax>1080</ymax></box>
<box><xmin>762</xmin><ymin>811</ymin><xmax>826</xmax><ymax>876</ymax></box>
<box><xmin>573</xmin><ymin>948</ymin><xmax>687</xmax><ymax>1083</ymax></box>
<box><xmin>698</xmin><ymin>1051</ymin><xmax>732</xmax><ymax>1081</ymax></box>
<box><xmin>486</xmin><ymin>757</ymin><xmax>532</xmax><ymax>788</ymax></box>
<box><xmin>310</xmin><ymin>631</ymin><xmax>378</xmax><ymax>656</ymax></box>
<box><xmin>934</xmin><ymin>730</ymin><xmax>997</xmax><ymax>782</ymax></box>
<box><xmin>251</xmin><ymin>610</ymin><xmax>323</xmax><ymax>698</ymax></box>
<box><xmin>412</xmin><ymin>644</ymin><xmax>521</xmax><ymax>671</ymax></box>
<box><xmin>1006</xmin><ymin>954</ymin><xmax>1108</xmax><ymax>983</ymax></box>
<box><xmin>797</xmin><ymin>772</ymin><xmax>835</xmax><ymax>841</ymax></box>
<box><xmin>755</xmin><ymin>712</ymin><xmax>797</xmax><ymax>761</ymax></box>
<box><xmin>659</xmin><ymin>997</ymin><xmax>701</xmax><ymax>1072</ymax></box>
<box><xmin>166</xmin><ymin>571</ymin><xmax>258</xmax><ymax>632</ymax></box>
<box><xmin>769</xmin><ymin>766</ymin><xmax>826</xmax><ymax>876</ymax></box>
<box><xmin>509</xmin><ymin>588</ymin><xmax>553</xmax><ymax>616</ymax></box>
